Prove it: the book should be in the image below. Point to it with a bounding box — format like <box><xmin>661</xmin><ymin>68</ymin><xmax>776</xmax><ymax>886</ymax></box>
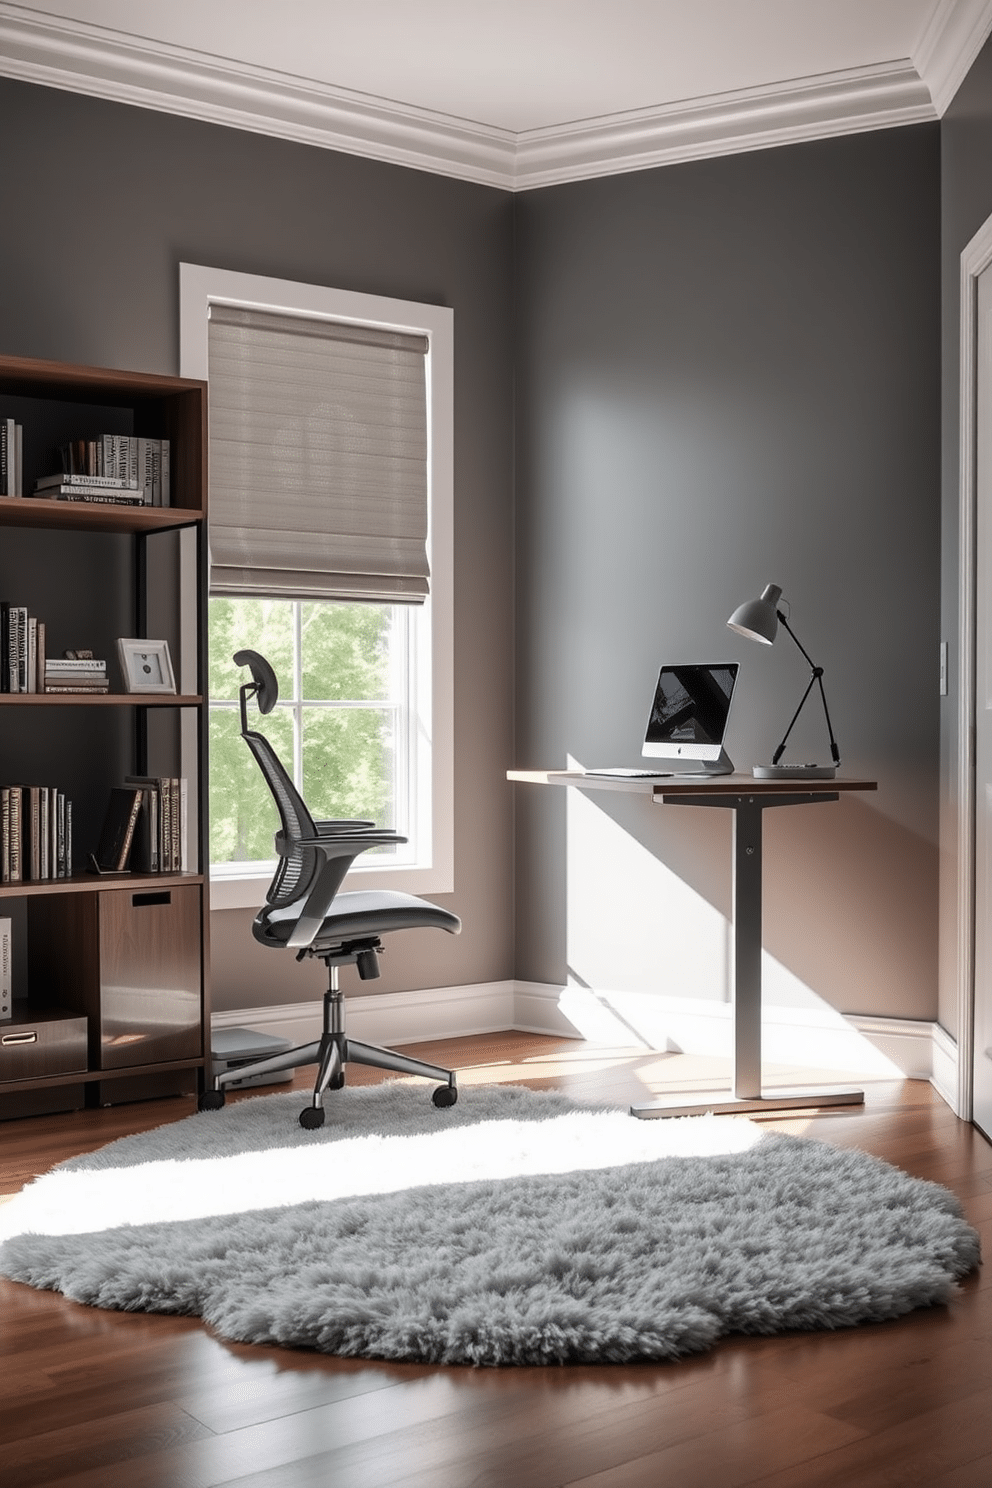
<box><xmin>0</xmin><ymin>602</ymin><xmax>9</xmax><ymax>692</ymax></box>
<box><xmin>127</xmin><ymin>778</ymin><xmax>160</xmax><ymax>873</ymax></box>
<box><xmin>44</xmin><ymin>684</ymin><xmax>110</xmax><ymax>694</ymax></box>
<box><xmin>34</xmin><ymin>471</ymin><xmax>136</xmax><ymax>491</ymax></box>
<box><xmin>0</xmin><ymin>916</ymin><xmax>11</xmax><ymax>1020</ymax></box>
<box><xmin>25</xmin><ymin>785</ymin><xmax>41</xmax><ymax>880</ymax></box>
<box><xmin>1</xmin><ymin>418</ymin><xmax>20</xmax><ymax>496</ymax></box>
<box><xmin>3</xmin><ymin>787</ymin><xmax>22</xmax><ymax>882</ymax></box>
<box><xmin>1</xmin><ymin>787</ymin><xmax>9</xmax><ymax>882</ymax></box>
<box><xmin>33</xmin><ymin>488</ymin><xmax>144</xmax><ymax>505</ymax></box>
<box><xmin>90</xmin><ymin>787</ymin><xmax>144</xmax><ymax>873</ymax></box>
<box><xmin>45</xmin><ymin>658</ymin><xmax>108</xmax><ymax>673</ymax></box>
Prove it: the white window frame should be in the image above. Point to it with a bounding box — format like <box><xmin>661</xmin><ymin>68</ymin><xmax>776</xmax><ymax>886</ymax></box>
<box><xmin>180</xmin><ymin>263</ymin><xmax>453</xmax><ymax>909</ymax></box>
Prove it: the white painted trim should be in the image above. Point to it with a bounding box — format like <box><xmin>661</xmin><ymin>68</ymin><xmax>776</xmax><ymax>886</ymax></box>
<box><xmin>213</xmin><ymin>981</ymin><xmax>956</xmax><ymax>1106</ymax></box>
<box><xmin>513</xmin><ymin>62</ymin><xmax>934</xmax><ymax>191</ymax></box>
<box><xmin>211</xmin><ymin>981</ymin><xmax>516</xmax><ymax>1050</ymax></box>
<box><xmin>915</xmin><ymin>0</ymin><xmax>992</xmax><ymax>116</ymax></box>
<box><xmin>954</xmin><ymin>213</ymin><xmax>992</xmax><ymax>1123</ymax></box>
<box><xmin>931</xmin><ymin>1021</ymin><xmax>960</xmax><ymax>1112</ymax></box>
<box><xmin>0</xmin><ymin>4</ymin><xmax>515</xmax><ymax>188</ymax></box>
<box><xmin>0</xmin><ymin>5</ymin><xmax>965</xmax><ymax>190</ymax></box>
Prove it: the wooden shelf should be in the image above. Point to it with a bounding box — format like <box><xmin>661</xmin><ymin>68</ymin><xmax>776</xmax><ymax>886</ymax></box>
<box><xmin>0</xmin><ymin>693</ymin><xmax>201</xmax><ymax>706</ymax></box>
<box><xmin>0</xmin><ymin>872</ymin><xmax>204</xmax><ymax>899</ymax></box>
<box><xmin>0</xmin><ymin>1056</ymin><xmax>204</xmax><ymax>1097</ymax></box>
<box><xmin>0</xmin><ymin>494</ymin><xmax>204</xmax><ymax>534</ymax></box>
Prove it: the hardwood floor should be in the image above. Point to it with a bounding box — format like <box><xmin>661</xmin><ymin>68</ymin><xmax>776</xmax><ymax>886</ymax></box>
<box><xmin>1</xmin><ymin>1032</ymin><xmax>990</xmax><ymax>1488</ymax></box>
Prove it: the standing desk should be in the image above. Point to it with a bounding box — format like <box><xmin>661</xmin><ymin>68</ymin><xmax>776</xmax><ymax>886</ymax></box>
<box><xmin>508</xmin><ymin>770</ymin><xmax>877</xmax><ymax>1118</ymax></box>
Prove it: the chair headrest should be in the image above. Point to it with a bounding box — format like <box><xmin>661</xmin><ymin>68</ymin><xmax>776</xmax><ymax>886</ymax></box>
<box><xmin>234</xmin><ymin>649</ymin><xmax>278</xmax><ymax>714</ymax></box>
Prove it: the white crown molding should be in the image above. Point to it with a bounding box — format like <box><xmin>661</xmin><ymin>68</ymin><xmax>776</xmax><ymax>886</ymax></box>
<box><xmin>0</xmin><ymin>4</ymin><xmax>982</xmax><ymax>190</ymax></box>
<box><xmin>513</xmin><ymin>62</ymin><xmax>934</xmax><ymax>190</ymax></box>
<box><xmin>0</xmin><ymin>3</ymin><xmax>516</xmax><ymax>188</ymax></box>
<box><xmin>914</xmin><ymin>0</ymin><xmax>992</xmax><ymax>116</ymax></box>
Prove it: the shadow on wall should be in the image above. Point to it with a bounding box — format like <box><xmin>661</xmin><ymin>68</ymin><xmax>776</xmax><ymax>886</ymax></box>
<box><xmin>562</xmin><ymin>787</ymin><xmax>936</xmax><ymax>1024</ymax></box>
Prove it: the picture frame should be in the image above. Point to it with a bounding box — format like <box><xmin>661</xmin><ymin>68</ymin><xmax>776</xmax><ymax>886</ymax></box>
<box><xmin>117</xmin><ymin>637</ymin><xmax>176</xmax><ymax>694</ymax></box>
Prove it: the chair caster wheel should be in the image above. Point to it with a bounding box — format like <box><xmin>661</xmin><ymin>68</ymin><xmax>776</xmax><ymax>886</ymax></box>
<box><xmin>198</xmin><ymin>1090</ymin><xmax>225</xmax><ymax>1112</ymax></box>
<box><xmin>299</xmin><ymin>1106</ymin><xmax>326</xmax><ymax>1129</ymax></box>
<box><xmin>432</xmin><ymin>1085</ymin><xmax>457</xmax><ymax>1108</ymax></box>
<box><xmin>329</xmin><ymin>1071</ymin><xmax>345</xmax><ymax>1090</ymax></box>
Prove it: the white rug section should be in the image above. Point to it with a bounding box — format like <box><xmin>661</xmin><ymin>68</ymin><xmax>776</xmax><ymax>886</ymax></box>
<box><xmin>0</xmin><ymin>1108</ymin><xmax>761</xmax><ymax>1241</ymax></box>
<box><xmin>0</xmin><ymin>1082</ymin><xmax>980</xmax><ymax>1368</ymax></box>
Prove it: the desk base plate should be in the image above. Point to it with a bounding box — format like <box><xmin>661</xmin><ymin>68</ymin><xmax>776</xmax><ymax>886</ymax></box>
<box><xmin>630</xmin><ymin>1086</ymin><xmax>865</xmax><ymax>1119</ymax></box>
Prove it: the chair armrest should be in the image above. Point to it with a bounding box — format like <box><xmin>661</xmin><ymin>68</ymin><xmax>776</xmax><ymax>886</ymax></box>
<box><xmin>315</xmin><ymin>818</ymin><xmax>376</xmax><ymax>833</ymax></box>
<box><xmin>282</xmin><ymin>829</ymin><xmax>407</xmax><ymax>950</ymax></box>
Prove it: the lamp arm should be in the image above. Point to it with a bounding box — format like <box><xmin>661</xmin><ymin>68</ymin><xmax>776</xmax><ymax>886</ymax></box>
<box><xmin>771</xmin><ymin>613</ymin><xmax>842</xmax><ymax>766</ymax></box>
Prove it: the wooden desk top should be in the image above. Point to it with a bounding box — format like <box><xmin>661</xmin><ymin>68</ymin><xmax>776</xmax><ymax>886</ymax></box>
<box><xmin>507</xmin><ymin>770</ymin><xmax>877</xmax><ymax>798</ymax></box>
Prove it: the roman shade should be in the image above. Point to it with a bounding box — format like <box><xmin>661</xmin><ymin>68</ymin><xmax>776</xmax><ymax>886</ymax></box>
<box><xmin>207</xmin><ymin>304</ymin><xmax>430</xmax><ymax>603</ymax></box>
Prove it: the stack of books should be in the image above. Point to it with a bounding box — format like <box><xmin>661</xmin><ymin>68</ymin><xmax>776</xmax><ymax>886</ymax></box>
<box><xmin>91</xmin><ymin>777</ymin><xmax>186</xmax><ymax>874</ymax></box>
<box><xmin>1</xmin><ymin>602</ymin><xmax>45</xmax><ymax>692</ymax></box>
<box><xmin>52</xmin><ymin>432</ymin><xmax>171</xmax><ymax>506</ymax></box>
<box><xmin>1</xmin><ymin>417</ymin><xmax>23</xmax><ymax>495</ymax></box>
<box><xmin>1</xmin><ymin>914</ymin><xmax>11</xmax><ymax>1020</ymax></box>
<box><xmin>44</xmin><ymin>657</ymin><xmax>109</xmax><ymax>694</ymax></box>
<box><xmin>32</xmin><ymin>473</ymin><xmax>143</xmax><ymax>507</ymax></box>
<box><xmin>1</xmin><ymin>784</ymin><xmax>73</xmax><ymax>882</ymax></box>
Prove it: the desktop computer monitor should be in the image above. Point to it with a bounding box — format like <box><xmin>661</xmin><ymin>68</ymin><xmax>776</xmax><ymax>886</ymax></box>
<box><xmin>642</xmin><ymin>663</ymin><xmax>739</xmax><ymax>775</ymax></box>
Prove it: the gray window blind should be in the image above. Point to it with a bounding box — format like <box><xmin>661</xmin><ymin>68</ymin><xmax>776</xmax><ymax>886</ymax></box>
<box><xmin>207</xmin><ymin>303</ymin><xmax>430</xmax><ymax>603</ymax></box>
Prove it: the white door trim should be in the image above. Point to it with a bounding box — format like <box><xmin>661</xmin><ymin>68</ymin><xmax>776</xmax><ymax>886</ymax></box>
<box><xmin>955</xmin><ymin>211</ymin><xmax>992</xmax><ymax>1121</ymax></box>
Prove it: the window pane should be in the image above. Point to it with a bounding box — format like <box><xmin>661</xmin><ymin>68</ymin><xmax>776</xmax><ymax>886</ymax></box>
<box><xmin>209</xmin><ymin>705</ymin><xmax>294</xmax><ymax>862</ymax></box>
<box><xmin>209</xmin><ymin>598</ymin><xmax>295</xmax><ymax>701</ymax></box>
<box><xmin>300</xmin><ymin>601</ymin><xmax>392</xmax><ymax>701</ymax></box>
<box><xmin>301</xmin><ymin>707</ymin><xmax>395</xmax><ymax>826</ymax></box>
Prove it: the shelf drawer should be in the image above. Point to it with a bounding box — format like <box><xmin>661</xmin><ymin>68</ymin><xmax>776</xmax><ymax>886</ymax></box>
<box><xmin>0</xmin><ymin>1008</ymin><xmax>87</xmax><ymax>1082</ymax></box>
<box><xmin>97</xmin><ymin>885</ymin><xmax>202</xmax><ymax>1068</ymax></box>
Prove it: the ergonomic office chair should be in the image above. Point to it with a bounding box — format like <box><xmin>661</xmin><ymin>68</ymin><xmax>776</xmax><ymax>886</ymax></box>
<box><xmin>198</xmin><ymin>649</ymin><xmax>461</xmax><ymax>1128</ymax></box>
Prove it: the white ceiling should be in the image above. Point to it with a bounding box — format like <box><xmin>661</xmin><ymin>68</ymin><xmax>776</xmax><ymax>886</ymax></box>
<box><xmin>1</xmin><ymin>1</ymin><xmax>991</xmax><ymax>188</ymax></box>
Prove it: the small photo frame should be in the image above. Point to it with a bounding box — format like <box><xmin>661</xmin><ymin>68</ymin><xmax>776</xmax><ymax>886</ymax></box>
<box><xmin>117</xmin><ymin>638</ymin><xmax>176</xmax><ymax>694</ymax></box>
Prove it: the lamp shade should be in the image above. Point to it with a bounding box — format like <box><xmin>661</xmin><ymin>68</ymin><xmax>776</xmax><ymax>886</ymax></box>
<box><xmin>727</xmin><ymin>583</ymin><xmax>783</xmax><ymax>645</ymax></box>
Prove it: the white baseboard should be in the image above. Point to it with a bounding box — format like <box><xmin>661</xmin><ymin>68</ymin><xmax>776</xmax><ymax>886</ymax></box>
<box><xmin>213</xmin><ymin>980</ymin><xmax>959</xmax><ymax>1108</ymax></box>
<box><xmin>211</xmin><ymin>981</ymin><xmax>516</xmax><ymax>1050</ymax></box>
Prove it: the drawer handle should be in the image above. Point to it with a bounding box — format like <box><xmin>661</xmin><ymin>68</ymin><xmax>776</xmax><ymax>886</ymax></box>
<box><xmin>2</xmin><ymin>1031</ymin><xmax>37</xmax><ymax>1046</ymax></box>
<box><xmin>132</xmin><ymin>891</ymin><xmax>171</xmax><ymax>907</ymax></box>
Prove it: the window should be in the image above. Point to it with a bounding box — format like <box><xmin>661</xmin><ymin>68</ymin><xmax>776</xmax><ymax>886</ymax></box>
<box><xmin>180</xmin><ymin>265</ymin><xmax>453</xmax><ymax>909</ymax></box>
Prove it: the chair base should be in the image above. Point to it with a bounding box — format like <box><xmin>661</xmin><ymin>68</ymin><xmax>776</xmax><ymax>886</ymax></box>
<box><xmin>200</xmin><ymin>975</ymin><xmax>457</xmax><ymax>1126</ymax></box>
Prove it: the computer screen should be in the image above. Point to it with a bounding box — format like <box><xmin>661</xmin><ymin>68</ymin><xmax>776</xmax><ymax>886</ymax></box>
<box><xmin>642</xmin><ymin>663</ymin><xmax>739</xmax><ymax>767</ymax></box>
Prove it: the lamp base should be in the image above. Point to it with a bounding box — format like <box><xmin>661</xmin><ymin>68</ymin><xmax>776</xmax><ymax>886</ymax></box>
<box><xmin>752</xmin><ymin>763</ymin><xmax>837</xmax><ymax>780</ymax></box>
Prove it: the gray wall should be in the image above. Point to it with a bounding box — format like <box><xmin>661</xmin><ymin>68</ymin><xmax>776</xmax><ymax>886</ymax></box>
<box><xmin>513</xmin><ymin>126</ymin><xmax>942</xmax><ymax>1022</ymax></box>
<box><xmin>938</xmin><ymin>33</ymin><xmax>992</xmax><ymax>1037</ymax></box>
<box><xmin>0</xmin><ymin>77</ymin><xmax>516</xmax><ymax>1010</ymax></box>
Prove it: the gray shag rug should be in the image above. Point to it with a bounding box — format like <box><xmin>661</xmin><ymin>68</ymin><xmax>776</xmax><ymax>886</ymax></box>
<box><xmin>0</xmin><ymin>1081</ymin><xmax>979</xmax><ymax>1367</ymax></box>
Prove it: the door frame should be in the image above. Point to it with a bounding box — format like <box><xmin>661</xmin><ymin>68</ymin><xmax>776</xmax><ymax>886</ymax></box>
<box><xmin>954</xmin><ymin>211</ymin><xmax>992</xmax><ymax>1121</ymax></box>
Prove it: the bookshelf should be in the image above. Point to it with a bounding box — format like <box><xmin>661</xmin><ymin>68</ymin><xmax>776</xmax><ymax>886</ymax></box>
<box><xmin>0</xmin><ymin>352</ymin><xmax>209</xmax><ymax>1118</ymax></box>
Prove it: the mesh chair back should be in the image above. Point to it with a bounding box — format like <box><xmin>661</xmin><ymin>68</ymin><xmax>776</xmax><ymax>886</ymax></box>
<box><xmin>241</xmin><ymin>728</ymin><xmax>321</xmax><ymax>909</ymax></box>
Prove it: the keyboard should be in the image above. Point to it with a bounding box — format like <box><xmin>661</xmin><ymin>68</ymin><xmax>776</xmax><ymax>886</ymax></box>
<box><xmin>583</xmin><ymin>768</ymin><xmax>676</xmax><ymax>778</ymax></box>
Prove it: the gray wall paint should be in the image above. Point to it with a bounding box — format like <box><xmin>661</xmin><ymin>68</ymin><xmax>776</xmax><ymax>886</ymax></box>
<box><xmin>938</xmin><ymin>33</ymin><xmax>992</xmax><ymax>1037</ymax></box>
<box><xmin>513</xmin><ymin>127</ymin><xmax>942</xmax><ymax>1022</ymax></box>
<box><xmin>0</xmin><ymin>77</ymin><xmax>515</xmax><ymax>1010</ymax></box>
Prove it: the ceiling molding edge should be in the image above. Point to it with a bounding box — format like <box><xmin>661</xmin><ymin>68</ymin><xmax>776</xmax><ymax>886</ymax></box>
<box><xmin>0</xmin><ymin>6</ymin><xmax>517</xmax><ymax>188</ymax></box>
<box><xmin>0</xmin><ymin>6</ymin><xmax>946</xmax><ymax>192</ymax></box>
<box><xmin>513</xmin><ymin>62</ymin><xmax>934</xmax><ymax>190</ymax></box>
<box><xmin>914</xmin><ymin>0</ymin><xmax>992</xmax><ymax>116</ymax></box>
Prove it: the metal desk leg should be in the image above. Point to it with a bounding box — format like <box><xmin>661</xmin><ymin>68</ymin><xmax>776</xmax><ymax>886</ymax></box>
<box><xmin>631</xmin><ymin>792</ymin><xmax>864</xmax><ymax>1119</ymax></box>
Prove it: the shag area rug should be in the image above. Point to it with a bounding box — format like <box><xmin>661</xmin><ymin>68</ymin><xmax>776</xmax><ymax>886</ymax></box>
<box><xmin>0</xmin><ymin>1082</ymin><xmax>979</xmax><ymax>1367</ymax></box>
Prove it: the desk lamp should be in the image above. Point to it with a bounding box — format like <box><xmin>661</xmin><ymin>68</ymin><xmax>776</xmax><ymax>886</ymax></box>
<box><xmin>726</xmin><ymin>583</ymin><xmax>840</xmax><ymax>779</ymax></box>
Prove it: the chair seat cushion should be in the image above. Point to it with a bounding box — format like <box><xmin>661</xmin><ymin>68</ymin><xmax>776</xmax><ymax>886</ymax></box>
<box><xmin>255</xmin><ymin>889</ymin><xmax>461</xmax><ymax>948</ymax></box>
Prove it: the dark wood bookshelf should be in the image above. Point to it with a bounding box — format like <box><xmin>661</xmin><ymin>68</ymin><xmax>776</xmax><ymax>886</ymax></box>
<box><xmin>0</xmin><ymin>352</ymin><xmax>210</xmax><ymax>1117</ymax></box>
<box><xmin>0</xmin><ymin>693</ymin><xmax>202</xmax><ymax>705</ymax></box>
